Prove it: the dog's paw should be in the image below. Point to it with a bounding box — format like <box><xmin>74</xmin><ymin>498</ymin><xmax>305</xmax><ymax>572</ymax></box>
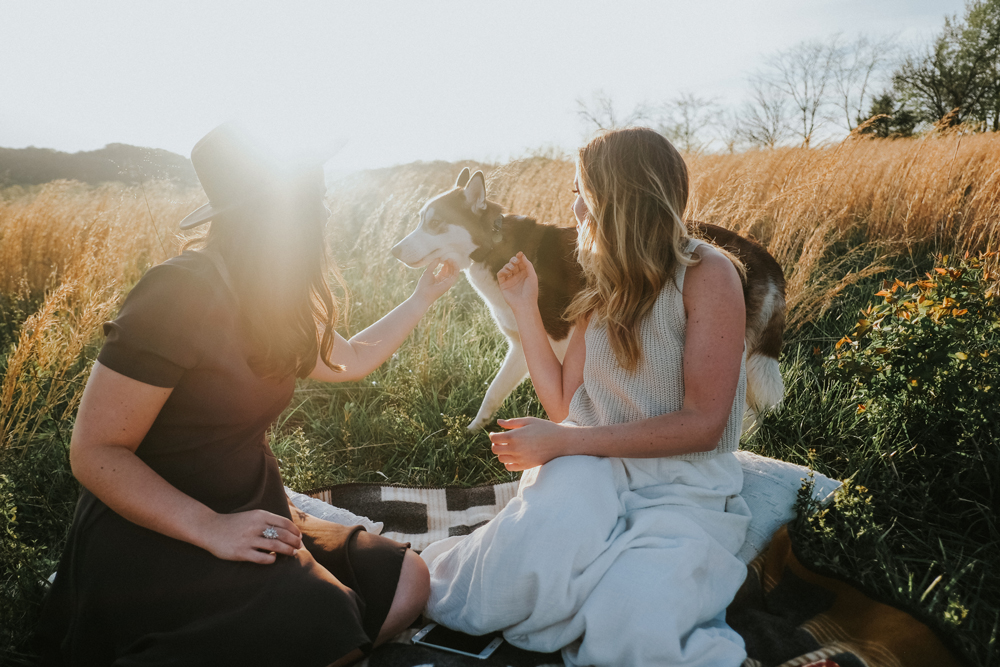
<box><xmin>466</xmin><ymin>415</ymin><xmax>492</xmax><ymax>432</ymax></box>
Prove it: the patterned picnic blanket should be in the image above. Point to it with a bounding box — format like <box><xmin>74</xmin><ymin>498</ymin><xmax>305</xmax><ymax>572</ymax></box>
<box><xmin>297</xmin><ymin>479</ymin><xmax>965</xmax><ymax>667</ymax></box>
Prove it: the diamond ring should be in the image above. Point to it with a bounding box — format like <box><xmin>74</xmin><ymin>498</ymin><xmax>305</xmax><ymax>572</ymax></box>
<box><xmin>262</xmin><ymin>526</ymin><xmax>279</xmax><ymax>540</ymax></box>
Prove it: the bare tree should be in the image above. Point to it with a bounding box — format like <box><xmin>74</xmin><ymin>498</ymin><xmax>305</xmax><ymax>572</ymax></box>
<box><xmin>717</xmin><ymin>109</ymin><xmax>745</xmax><ymax>154</ymax></box>
<box><xmin>737</xmin><ymin>77</ymin><xmax>792</xmax><ymax>149</ymax></box>
<box><xmin>655</xmin><ymin>92</ymin><xmax>721</xmax><ymax>154</ymax></box>
<box><xmin>832</xmin><ymin>34</ymin><xmax>897</xmax><ymax>131</ymax></box>
<box><xmin>576</xmin><ymin>90</ymin><xmax>652</xmax><ymax>134</ymax></box>
<box><xmin>763</xmin><ymin>38</ymin><xmax>840</xmax><ymax>147</ymax></box>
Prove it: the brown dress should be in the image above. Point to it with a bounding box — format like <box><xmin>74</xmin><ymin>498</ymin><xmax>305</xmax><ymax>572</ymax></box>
<box><xmin>37</xmin><ymin>250</ymin><xmax>407</xmax><ymax>666</ymax></box>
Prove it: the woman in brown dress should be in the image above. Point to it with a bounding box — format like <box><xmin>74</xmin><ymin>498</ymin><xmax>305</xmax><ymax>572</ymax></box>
<box><xmin>37</xmin><ymin>124</ymin><xmax>457</xmax><ymax>666</ymax></box>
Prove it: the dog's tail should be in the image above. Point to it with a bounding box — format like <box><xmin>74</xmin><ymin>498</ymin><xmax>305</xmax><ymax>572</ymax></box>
<box><xmin>743</xmin><ymin>274</ymin><xmax>786</xmax><ymax>431</ymax></box>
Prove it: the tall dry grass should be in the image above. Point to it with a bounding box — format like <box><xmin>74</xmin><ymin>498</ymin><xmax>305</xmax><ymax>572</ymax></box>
<box><xmin>328</xmin><ymin>133</ymin><xmax>1000</xmax><ymax>332</ymax></box>
<box><xmin>689</xmin><ymin>131</ymin><xmax>1000</xmax><ymax>255</ymax></box>
<box><xmin>4</xmin><ymin>132</ymin><xmax>1000</xmax><ymax>446</ymax></box>
<box><xmin>0</xmin><ymin>180</ymin><xmax>200</xmax><ymax>295</ymax></box>
<box><xmin>0</xmin><ymin>181</ymin><xmax>200</xmax><ymax>449</ymax></box>
<box><xmin>687</xmin><ymin>131</ymin><xmax>1000</xmax><ymax>326</ymax></box>
<box><xmin>0</xmin><ymin>182</ymin><xmax>203</xmax><ymax>659</ymax></box>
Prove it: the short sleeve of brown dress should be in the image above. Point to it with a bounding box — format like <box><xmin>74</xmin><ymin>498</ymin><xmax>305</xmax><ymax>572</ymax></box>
<box><xmin>37</xmin><ymin>251</ymin><xmax>408</xmax><ymax>667</ymax></box>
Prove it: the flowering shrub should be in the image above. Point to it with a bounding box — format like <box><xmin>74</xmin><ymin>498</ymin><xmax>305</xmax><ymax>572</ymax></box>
<box><xmin>813</xmin><ymin>254</ymin><xmax>999</xmax><ymax>646</ymax></box>
<box><xmin>832</xmin><ymin>253</ymin><xmax>999</xmax><ymax>457</ymax></box>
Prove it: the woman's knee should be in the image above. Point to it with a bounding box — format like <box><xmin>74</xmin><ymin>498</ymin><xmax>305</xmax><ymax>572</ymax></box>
<box><xmin>375</xmin><ymin>549</ymin><xmax>429</xmax><ymax>644</ymax></box>
<box><xmin>399</xmin><ymin>548</ymin><xmax>430</xmax><ymax>609</ymax></box>
<box><xmin>525</xmin><ymin>456</ymin><xmax>617</xmax><ymax>499</ymax></box>
<box><xmin>521</xmin><ymin>456</ymin><xmax>622</xmax><ymax>529</ymax></box>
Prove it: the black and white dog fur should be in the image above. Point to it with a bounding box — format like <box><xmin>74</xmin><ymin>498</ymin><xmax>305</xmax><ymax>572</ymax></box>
<box><xmin>392</xmin><ymin>168</ymin><xmax>786</xmax><ymax>433</ymax></box>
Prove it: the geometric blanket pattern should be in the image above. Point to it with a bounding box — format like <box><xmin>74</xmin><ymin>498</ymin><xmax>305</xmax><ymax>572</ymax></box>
<box><xmin>304</xmin><ymin>481</ymin><xmax>519</xmax><ymax>552</ymax></box>
<box><xmin>303</xmin><ymin>450</ymin><xmax>844</xmax><ymax>561</ymax></box>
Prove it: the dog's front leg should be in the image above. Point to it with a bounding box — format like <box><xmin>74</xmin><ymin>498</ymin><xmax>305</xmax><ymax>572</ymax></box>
<box><xmin>467</xmin><ymin>340</ymin><xmax>529</xmax><ymax>432</ymax></box>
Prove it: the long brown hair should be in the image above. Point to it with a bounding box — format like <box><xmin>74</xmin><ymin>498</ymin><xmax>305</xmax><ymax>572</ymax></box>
<box><xmin>185</xmin><ymin>168</ymin><xmax>346</xmax><ymax>379</ymax></box>
<box><xmin>564</xmin><ymin>127</ymin><xmax>697</xmax><ymax>371</ymax></box>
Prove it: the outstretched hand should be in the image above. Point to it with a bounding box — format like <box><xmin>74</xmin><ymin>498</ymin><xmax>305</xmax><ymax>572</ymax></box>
<box><xmin>497</xmin><ymin>252</ymin><xmax>538</xmax><ymax>315</ymax></box>
<box><xmin>201</xmin><ymin>509</ymin><xmax>303</xmax><ymax>565</ymax></box>
<box><xmin>413</xmin><ymin>259</ymin><xmax>460</xmax><ymax>305</ymax></box>
<box><xmin>489</xmin><ymin>417</ymin><xmax>573</xmax><ymax>471</ymax></box>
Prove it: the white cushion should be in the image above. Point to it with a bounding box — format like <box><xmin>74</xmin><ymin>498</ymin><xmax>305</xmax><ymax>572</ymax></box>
<box><xmin>734</xmin><ymin>450</ymin><xmax>841</xmax><ymax>564</ymax></box>
<box><xmin>285</xmin><ymin>486</ymin><xmax>384</xmax><ymax>534</ymax></box>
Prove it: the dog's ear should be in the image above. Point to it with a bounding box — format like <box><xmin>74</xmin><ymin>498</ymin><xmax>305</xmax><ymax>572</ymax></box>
<box><xmin>455</xmin><ymin>167</ymin><xmax>471</xmax><ymax>189</ymax></box>
<box><xmin>463</xmin><ymin>171</ymin><xmax>487</xmax><ymax>214</ymax></box>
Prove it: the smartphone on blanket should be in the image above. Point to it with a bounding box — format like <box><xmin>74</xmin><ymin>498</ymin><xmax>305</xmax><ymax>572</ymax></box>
<box><xmin>412</xmin><ymin>622</ymin><xmax>504</xmax><ymax>659</ymax></box>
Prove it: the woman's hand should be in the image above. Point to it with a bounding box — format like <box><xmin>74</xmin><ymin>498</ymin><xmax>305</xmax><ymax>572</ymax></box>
<box><xmin>311</xmin><ymin>259</ymin><xmax>458</xmax><ymax>383</ymax></box>
<box><xmin>412</xmin><ymin>259</ymin><xmax>459</xmax><ymax>306</ymax></box>
<box><xmin>489</xmin><ymin>417</ymin><xmax>574</xmax><ymax>471</ymax></box>
<box><xmin>497</xmin><ymin>252</ymin><xmax>539</xmax><ymax>315</ymax></box>
<box><xmin>201</xmin><ymin>509</ymin><xmax>304</xmax><ymax>565</ymax></box>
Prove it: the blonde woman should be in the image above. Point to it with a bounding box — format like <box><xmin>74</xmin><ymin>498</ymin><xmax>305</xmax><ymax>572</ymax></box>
<box><xmin>37</xmin><ymin>124</ymin><xmax>456</xmax><ymax>666</ymax></box>
<box><xmin>423</xmin><ymin>127</ymin><xmax>752</xmax><ymax>666</ymax></box>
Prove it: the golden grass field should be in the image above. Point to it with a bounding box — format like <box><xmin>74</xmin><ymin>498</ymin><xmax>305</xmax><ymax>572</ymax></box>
<box><xmin>2</xmin><ymin>130</ymin><xmax>999</xmax><ymax>453</ymax></box>
<box><xmin>2</xmin><ymin>130</ymin><xmax>999</xmax><ymax>663</ymax></box>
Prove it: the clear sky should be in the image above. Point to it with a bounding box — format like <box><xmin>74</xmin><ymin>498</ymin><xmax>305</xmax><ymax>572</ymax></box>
<box><xmin>1</xmin><ymin>0</ymin><xmax>965</xmax><ymax>171</ymax></box>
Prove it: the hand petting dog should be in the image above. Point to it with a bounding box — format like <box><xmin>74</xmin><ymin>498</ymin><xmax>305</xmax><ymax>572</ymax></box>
<box><xmin>497</xmin><ymin>251</ymin><xmax>538</xmax><ymax>314</ymax></box>
<box><xmin>414</xmin><ymin>258</ymin><xmax>460</xmax><ymax>306</ymax></box>
<box><xmin>493</xmin><ymin>252</ymin><xmax>577</xmax><ymax>471</ymax></box>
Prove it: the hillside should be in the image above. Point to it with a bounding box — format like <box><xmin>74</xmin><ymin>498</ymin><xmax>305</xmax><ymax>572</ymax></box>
<box><xmin>0</xmin><ymin>143</ymin><xmax>197</xmax><ymax>188</ymax></box>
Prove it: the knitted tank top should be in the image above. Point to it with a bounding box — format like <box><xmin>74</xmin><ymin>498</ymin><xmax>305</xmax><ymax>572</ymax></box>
<box><xmin>564</xmin><ymin>239</ymin><xmax>747</xmax><ymax>461</ymax></box>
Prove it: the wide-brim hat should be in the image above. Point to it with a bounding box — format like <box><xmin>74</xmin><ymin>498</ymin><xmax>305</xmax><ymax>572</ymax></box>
<box><xmin>179</xmin><ymin>122</ymin><xmax>344</xmax><ymax>230</ymax></box>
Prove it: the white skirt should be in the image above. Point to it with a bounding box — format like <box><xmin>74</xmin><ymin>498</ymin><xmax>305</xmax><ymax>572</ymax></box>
<box><xmin>422</xmin><ymin>453</ymin><xmax>752</xmax><ymax>667</ymax></box>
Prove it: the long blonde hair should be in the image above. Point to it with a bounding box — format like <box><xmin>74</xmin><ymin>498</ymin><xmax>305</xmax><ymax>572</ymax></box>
<box><xmin>564</xmin><ymin>127</ymin><xmax>696</xmax><ymax>371</ymax></box>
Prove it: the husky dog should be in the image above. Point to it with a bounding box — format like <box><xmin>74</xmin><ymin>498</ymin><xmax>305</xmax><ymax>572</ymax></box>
<box><xmin>392</xmin><ymin>168</ymin><xmax>786</xmax><ymax>432</ymax></box>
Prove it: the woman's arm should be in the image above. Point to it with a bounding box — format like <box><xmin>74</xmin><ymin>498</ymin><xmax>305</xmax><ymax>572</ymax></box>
<box><xmin>497</xmin><ymin>252</ymin><xmax>586</xmax><ymax>421</ymax></box>
<box><xmin>490</xmin><ymin>246</ymin><xmax>745</xmax><ymax>470</ymax></box>
<box><xmin>71</xmin><ymin>362</ymin><xmax>303</xmax><ymax>563</ymax></box>
<box><xmin>309</xmin><ymin>260</ymin><xmax>458</xmax><ymax>383</ymax></box>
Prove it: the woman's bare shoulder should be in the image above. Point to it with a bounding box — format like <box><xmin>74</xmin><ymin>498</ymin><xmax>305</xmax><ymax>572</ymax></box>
<box><xmin>689</xmin><ymin>242</ymin><xmax>740</xmax><ymax>280</ymax></box>
<box><xmin>683</xmin><ymin>243</ymin><xmax>744</xmax><ymax>307</ymax></box>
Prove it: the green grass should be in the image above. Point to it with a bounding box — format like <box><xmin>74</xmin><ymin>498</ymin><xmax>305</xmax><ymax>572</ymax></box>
<box><xmin>1</xmin><ymin>421</ymin><xmax>78</xmax><ymax>664</ymax></box>
<box><xmin>271</xmin><ymin>270</ymin><xmax>536</xmax><ymax>491</ymax></box>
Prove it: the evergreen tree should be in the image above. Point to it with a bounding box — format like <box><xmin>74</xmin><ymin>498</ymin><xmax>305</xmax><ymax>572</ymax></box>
<box><xmin>859</xmin><ymin>91</ymin><xmax>917</xmax><ymax>138</ymax></box>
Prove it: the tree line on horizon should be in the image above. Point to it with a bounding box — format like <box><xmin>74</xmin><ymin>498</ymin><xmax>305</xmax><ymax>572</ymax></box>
<box><xmin>0</xmin><ymin>143</ymin><xmax>198</xmax><ymax>190</ymax></box>
<box><xmin>578</xmin><ymin>0</ymin><xmax>1000</xmax><ymax>152</ymax></box>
